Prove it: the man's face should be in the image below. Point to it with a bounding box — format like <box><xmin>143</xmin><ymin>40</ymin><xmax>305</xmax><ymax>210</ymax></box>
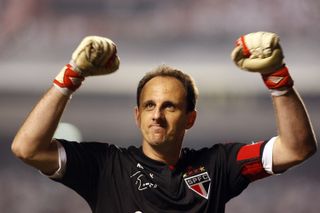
<box><xmin>135</xmin><ymin>76</ymin><xmax>196</xmax><ymax>150</ymax></box>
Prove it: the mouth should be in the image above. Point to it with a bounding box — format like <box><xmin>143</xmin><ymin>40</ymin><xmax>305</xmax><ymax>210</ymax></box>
<box><xmin>149</xmin><ymin>124</ymin><xmax>166</xmax><ymax>133</ymax></box>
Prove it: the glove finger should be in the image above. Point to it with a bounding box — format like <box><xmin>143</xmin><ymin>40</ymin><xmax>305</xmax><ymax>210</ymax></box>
<box><xmin>71</xmin><ymin>36</ymin><xmax>120</xmax><ymax>76</ymax></box>
<box><xmin>250</xmin><ymin>32</ymin><xmax>262</xmax><ymax>50</ymax></box>
<box><xmin>88</xmin><ymin>39</ymin><xmax>104</xmax><ymax>66</ymax></box>
<box><xmin>91</xmin><ymin>39</ymin><xmax>108</xmax><ymax>66</ymax></box>
<box><xmin>231</xmin><ymin>45</ymin><xmax>244</xmax><ymax>64</ymax></box>
<box><xmin>242</xmin><ymin>48</ymin><xmax>284</xmax><ymax>74</ymax></box>
<box><xmin>99</xmin><ymin>40</ymin><xmax>116</xmax><ymax>65</ymax></box>
<box><xmin>261</xmin><ymin>32</ymin><xmax>279</xmax><ymax>49</ymax></box>
<box><xmin>248</xmin><ymin>32</ymin><xmax>267</xmax><ymax>58</ymax></box>
<box><xmin>241</xmin><ymin>32</ymin><xmax>277</xmax><ymax>58</ymax></box>
<box><xmin>260</xmin><ymin>32</ymin><xmax>273</xmax><ymax>49</ymax></box>
<box><xmin>261</xmin><ymin>32</ymin><xmax>279</xmax><ymax>57</ymax></box>
<box><xmin>106</xmin><ymin>53</ymin><xmax>120</xmax><ymax>73</ymax></box>
<box><xmin>91</xmin><ymin>53</ymin><xmax>120</xmax><ymax>76</ymax></box>
<box><xmin>240</xmin><ymin>32</ymin><xmax>260</xmax><ymax>51</ymax></box>
<box><xmin>70</xmin><ymin>42</ymin><xmax>92</xmax><ymax>75</ymax></box>
<box><xmin>86</xmin><ymin>38</ymin><xmax>114</xmax><ymax>68</ymax></box>
<box><xmin>85</xmin><ymin>42</ymin><xmax>93</xmax><ymax>62</ymax></box>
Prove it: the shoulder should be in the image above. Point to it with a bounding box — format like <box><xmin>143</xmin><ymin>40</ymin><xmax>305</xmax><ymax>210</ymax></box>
<box><xmin>182</xmin><ymin>142</ymin><xmax>245</xmax><ymax>157</ymax></box>
<box><xmin>180</xmin><ymin>142</ymin><xmax>261</xmax><ymax>167</ymax></box>
<box><xmin>57</xmin><ymin>139</ymin><xmax>131</xmax><ymax>151</ymax></box>
<box><xmin>56</xmin><ymin>139</ymin><xmax>138</xmax><ymax>161</ymax></box>
<box><xmin>57</xmin><ymin>140</ymin><xmax>108</xmax><ymax>153</ymax></box>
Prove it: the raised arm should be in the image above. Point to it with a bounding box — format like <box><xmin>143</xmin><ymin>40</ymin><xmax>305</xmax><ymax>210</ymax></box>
<box><xmin>271</xmin><ymin>89</ymin><xmax>316</xmax><ymax>173</ymax></box>
<box><xmin>11</xmin><ymin>87</ymin><xmax>70</xmax><ymax>175</ymax></box>
<box><xmin>231</xmin><ymin>32</ymin><xmax>317</xmax><ymax>173</ymax></box>
<box><xmin>12</xmin><ymin>36</ymin><xmax>120</xmax><ymax>175</ymax></box>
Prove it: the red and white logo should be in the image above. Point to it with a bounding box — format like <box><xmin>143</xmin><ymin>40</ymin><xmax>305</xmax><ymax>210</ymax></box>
<box><xmin>183</xmin><ymin>167</ymin><xmax>211</xmax><ymax>199</ymax></box>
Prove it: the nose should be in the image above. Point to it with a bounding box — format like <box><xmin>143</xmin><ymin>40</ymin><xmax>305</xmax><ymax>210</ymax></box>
<box><xmin>152</xmin><ymin>108</ymin><xmax>163</xmax><ymax>121</ymax></box>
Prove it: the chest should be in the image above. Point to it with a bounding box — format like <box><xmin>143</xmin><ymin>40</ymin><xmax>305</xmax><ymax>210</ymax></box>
<box><xmin>96</xmin><ymin>153</ymin><xmax>227</xmax><ymax>213</ymax></box>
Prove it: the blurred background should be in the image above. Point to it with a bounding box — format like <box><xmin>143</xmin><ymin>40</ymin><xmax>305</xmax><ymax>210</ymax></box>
<box><xmin>0</xmin><ymin>0</ymin><xmax>319</xmax><ymax>212</ymax></box>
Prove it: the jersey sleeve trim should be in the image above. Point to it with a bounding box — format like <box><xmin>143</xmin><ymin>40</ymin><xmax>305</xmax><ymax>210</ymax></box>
<box><xmin>40</xmin><ymin>140</ymin><xmax>67</xmax><ymax>179</ymax></box>
<box><xmin>262</xmin><ymin>136</ymin><xmax>277</xmax><ymax>174</ymax></box>
<box><xmin>236</xmin><ymin>140</ymin><xmax>271</xmax><ymax>182</ymax></box>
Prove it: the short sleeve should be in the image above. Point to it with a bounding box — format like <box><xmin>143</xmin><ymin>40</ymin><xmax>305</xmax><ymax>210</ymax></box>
<box><xmin>40</xmin><ymin>140</ymin><xmax>67</xmax><ymax>179</ymax></box>
<box><xmin>52</xmin><ymin>139</ymin><xmax>109</xmax><ymax>207</ymax></box>
<box><xmin>224</xmin><ymin>140</ymin><xmax>272</xmax><ymax>200</ymax></box>
<box><xmin>235</xmin><ymin>141</ymin><xmax>271</xmax><ymax>181</ymax></box>
<box><xmin>262</xmin><ymin>137</ymin><xmax>277</xmax><ymax>174</ymax></box>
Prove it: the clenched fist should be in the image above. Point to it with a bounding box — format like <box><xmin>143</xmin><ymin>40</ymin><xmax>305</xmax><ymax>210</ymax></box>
<box><xmin>54</xmin><ymin>36</ymin><xmax>120</xmax><ymax>96</ymax></box>
<box><xmin>231</xmin><ymin>32</ymin><xmax>283</xmax><ymax>74</ymax></box>
<box><xmin>70</xmin><ymin>36</ymin><xmax>120</xmax><ymax>76</ymax></box>
<box><xmin>231</xmin><ymin>32</ymin><xmax>293</xmax><ymax>96</ymax></box>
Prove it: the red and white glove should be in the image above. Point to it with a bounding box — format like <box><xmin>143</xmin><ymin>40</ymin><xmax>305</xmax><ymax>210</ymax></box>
<box><xmin>231</xmin><ymin>32</ymin><xmax>293</xmax><ymax>96</ymax></box>
<box><xmin>53</xmin><ymin>36</ymin><xmax>120</xmax><ymax>96</ymax></box>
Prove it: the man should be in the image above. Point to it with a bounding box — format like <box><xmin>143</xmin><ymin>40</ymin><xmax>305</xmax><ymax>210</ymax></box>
<box><xmin>12</xmin><ymin>32</ymin><xmax>317</xmax><ymax>212</ymax></box>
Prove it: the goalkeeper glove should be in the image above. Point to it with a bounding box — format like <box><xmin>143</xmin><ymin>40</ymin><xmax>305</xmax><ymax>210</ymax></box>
<box><xmin>231</xmin><ymin>31</ymin><xmax>293</xmax><ymax>96</ymax></box>
<box><xmin>53</xmin><ymin>36</ymin><xmax>120</xmax><ymax>96</ymax></box>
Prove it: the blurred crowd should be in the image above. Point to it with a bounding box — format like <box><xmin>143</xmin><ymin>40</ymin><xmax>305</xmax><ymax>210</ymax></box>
<box><xmin>1</xmin><ymin>1</ymin><xmax>320</xmax><ymax>212</ymax></box>
<box><xmin>0</xmin><ymin>0</ymin><xmax>319</xmax><ymax>51</ymax></box>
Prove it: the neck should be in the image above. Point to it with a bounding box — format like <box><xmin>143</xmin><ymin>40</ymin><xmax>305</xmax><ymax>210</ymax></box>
<box><xmin>142</xmin><ymin>142</ymin><xmax>182</xmax><ymax>165</ymax></box>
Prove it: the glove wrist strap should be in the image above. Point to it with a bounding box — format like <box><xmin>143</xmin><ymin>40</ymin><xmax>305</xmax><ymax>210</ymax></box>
<box><xmin>262</xmin><ymin>66</ymin><xmax>294</xmax><ymax>96</ymax></box>
<box><xmin>53</xmin><ymin>64</ymin><xmax>84</xmax><ymax>96</ymax></box>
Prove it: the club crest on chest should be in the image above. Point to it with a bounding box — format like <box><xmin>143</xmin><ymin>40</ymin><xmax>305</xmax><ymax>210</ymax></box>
<box><xmin>183</xmin><ymin>166</ymin><xmax>211</xmax><ymax>199</ymax></box>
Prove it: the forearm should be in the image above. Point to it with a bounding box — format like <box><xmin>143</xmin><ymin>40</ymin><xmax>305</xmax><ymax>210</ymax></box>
<box><xmin>12</xmin><ymin>87</ymin><xmax>69</xmax><ymax>160</ymax></box>
<box><xmin>272</xmin><ymin>88</ymin><xmax>317</xmax><ymax>172</ymax></box>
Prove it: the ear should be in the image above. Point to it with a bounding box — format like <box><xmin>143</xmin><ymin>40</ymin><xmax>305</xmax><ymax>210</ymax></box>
<box><xmin>186</xmin><ymin>110</ymin><xmax>197</xmax><ymax>129</ymax></box>
<box><xmin>134</xmin><ymin>106</ymin><xmax>141</xmax><ymax>128</ymax></box>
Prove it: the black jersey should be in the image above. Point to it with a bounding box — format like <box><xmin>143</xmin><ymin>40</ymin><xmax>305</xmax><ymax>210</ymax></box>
<box><xmin>53</xmin><ymin>140</ymin><xmax>270</xmax><ymax>213</ymax></box>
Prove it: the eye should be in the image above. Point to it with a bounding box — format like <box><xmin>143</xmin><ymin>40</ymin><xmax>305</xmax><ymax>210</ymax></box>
<box><xmin>163</xmin><ymin>102</ymin><xmax>176</xmax><ymax>112</ymax></box>
<box><xmin>143</xmin><ymin>101</ymin><xmax>155</xmax><ymax>110</ymax></box>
